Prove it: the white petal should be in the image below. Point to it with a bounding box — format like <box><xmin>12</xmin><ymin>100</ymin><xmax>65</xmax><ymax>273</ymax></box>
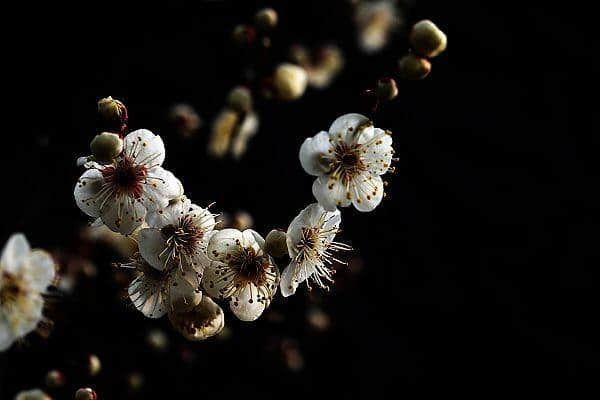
<box><xmin>351</xmin><ymin>173</ymin><xmax>384</xmax><ymax>212</ymax></box>
<box><xmin>1</xmin><ymin>233</ymin><xmax>31</xmax><ymax>274</ymax></box>
<box><xmin>124</xmin><ymin>129</ymin><xmax>166</xmax><ymax>167</ymax></box>
<box><xmin>168</xmin><ymin>266</ymin><xmax>202</xmax><ymax>313</ymax></box>
<box><xmin>202</xmin><ymin>262</ymin><xmax>232</xmax><ymax>300</ymax></box>
<box><xmin>299</xmin><ymin>131</ymin><xmax>333</xmax><ymax>176</ymax></box>
<box><xmin>8</xmin><ymin>293</ymin><xmax>44</xmax><ymax>337</ymax></box>
<box><xmin>0</xmin><ymin>315</ymin><xmax>16</xmax><ymax>351</ymax></box>
<box><xmin>23</xmin><ymin>250</ymin><xmax>55</xmax><ymax>291</ymax></box>
<box><xmin>242</xmin><ymin>229</ymin><xmax>264</xmax><ymax>252</ymax></box>
<box><xmin>73</xmin><ymin>169</ymin><xmax>105</xmax><ymax>218</ymax></box>
<box><xmin>229</xmin><ymin>283</ymin><xmax>266</xmax><ymax>322</ymax></box>
<box><xmin>358</xmin><ymin>127</ymin><xmax>394</xmax><ymax>175</ymax></box>
<box><xmin>146</xmin><ymin>196</ymin><xmax>190</xmax><ymax>229</ymax></box>
<box><xmin>328</xmin><ymin>113</ymin><xmax>370</xmax><ymax>144</ymax></box>
<box><xmin>312</xmin><ymin>176</ymin><xmax>351</xmax><ymax>212</ymax></box>
<box><xmin>189</xmin><ymin>204</ymin><xmax>216</xmax><ymax>236</ymax></box>
<box><xmin>143</xmin><ymin>167</ymin><xmax>184</xmax><ymax>211</ymax></box>
<box><xmin>280</xmin><ymin>262</ymin><xmax>299</xmax><ymax>297</ymax></box>
<box><xmin>138</xmin><ymin>229</ymin><xmax>168</xmax><ymax>271</ymax></box>
<box><xmin>100</xmin><ymin>194</ymin><xmax>147</xmax><ymax>235</ymax></box>
<box><xmin>128</xmin><ymin>275</ymin><xmax>167</xmax><ymax>318</ymax></box>
<box><xmin>207</xmin><ymin>229</ymin><xmax>244</xmax><ymax>262</ymax></box>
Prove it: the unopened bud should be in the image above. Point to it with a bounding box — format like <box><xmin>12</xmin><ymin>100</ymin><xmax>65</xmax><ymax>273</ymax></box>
<box><xmin>232</xmin><ymin>24</ymin><xmax>256</xmax><ymax>46</ymax></box>
<box><xmin>232</xmin><ymin>211</ymin><xmax>254</xmax><ymax>230</ymax></box>
<box><xmin>45</xmin><ymin>370</ymin><xmax>66</xmax><ymax>388</ymax></box>
<box><xmin>226</xmin><ymin>86</ymin><xmax>253</xmax><ymax>113</ymax></box>
<box><xmin>15</xmin><ymin>389</ymin><xmax>52</xmax><ymax>400</ymax></box>
<box><xmin>146</xmin><ymin>329</ymin><xmax>169</xmax><ymax>352</ymax></box>
<box><xmin>75</xmin><ymin>388</ymin><xmax>97</xmax><ymax>400</ymax></box>
<box><xmin>409</xmin><ymin>20</ymin><xmax>447</xmax><ymax>58</ymax></box>
<box><xmin>97</xmin><ymin>96</ymin><xmax>127</xmax><ymax>132</ymax></box>
<box><xmin>274</xmin><ymin>63</ymin><xmax>308</xmax><ymax>101</ymax></box>
<box><xmin>264</xmin><ymin>229</ymin><xmax>288</xmax><ymax>258</ymax></box>
<box><xmin>375</xmin><ymin>78</ymin><xmax>398</xmax><ymax>101</ymax></box>
<box><xmin>90</xmin><ymin>132</ymin><xmax>123</xmax><ymax>163</ymax></box>
<box><xmin>398</xmin><ymin>54</ymin><xmax>431</xmax><ymax>80</ymax></box>
<box><xmin>87</xmin><ymin>354</ymin><xmax>101</xmax><ymax>376</ymax></box>
<box><xmin>169</xmin><ymin>296</ymin><xmax>225</xmax><ymax>341</ymax></box>
<box><xmin>255</xmin><ymin>8</ymin><xmax>278</xmax><ymax>31</ymax></box>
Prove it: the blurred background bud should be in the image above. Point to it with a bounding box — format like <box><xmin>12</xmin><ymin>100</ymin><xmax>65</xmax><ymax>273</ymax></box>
<box><xmin>167</xmin><ymin>104</ymin><xmax>202</xmax><ymax>139</ymax></box>
<box><xmin>87</xmin><ymin>354</ymin><xmax>101</xmax><ymax>377</ymax></box>
<box><xmin>44</xmin><ymin>369</ymin><xmax>65</xmax><ymax>389</ymax></box>
<box><xmin>127</xmin><ymin>372</ymin><xmax>144</xmax><ymax>392</ymax></box>
<box><xmin>232</xmin><ymin>24</ymin><xmax>256</xmax><ymax>46</ymax></box>
<box><xmin>215</xmin><ymin>212</ymin><xmax>232</xmax><ymax>229</ymax></box>
<box><xmin>355</xmin><ymin>0</ymin><xmax>401</xmax><ymax>53</ymax></box>
<box><xmin>226</xmin><ymin>86</ymin><xmax>253</xmax><ymax>114</ymax></box>
<box><xmin>376</xmin><ymin>77</ymin><xmax>399</xmax><ymax>101</ymax></box>
<box><xmin>409</xmin><ymin>20</ymin><xmax>447</xmax><ymax>58</ymax></box>
<box><xmin>169</xmin><ymin>296</ymin><xmax>225</xmax><ymax>341</ymax></box>
<box><xmin>254</xmin><ymin>8</ymin><xmax>278</xmax><ymax>31</ymax></box>
<box><xmin>230</xmin><ymin>112</ymin><xmax>259</xmax><ymax>159</ymax></box>
<box><xmin>398</xmin><ymin>53</ymin><xmax>431</xmax><ymax>80</ymax></box>
<box><xmin>208</xmin><ymin>110</ymin><xmax>239</xmax><ymax>157</ymax></box>
<box><xmin>15</xmin><ymin>389</ymin><xmax>52</xmax><ymax>400</ymax></box>
<box><xmin>280</xmin><ymin>338</ymin><xmax>304</xmax><ymax>372</ymax></box>
<box><xmin>290</xmin><ymin>44</ymin><xmax>345</xmax><ymax>89</ymax></box>
<box><xmin>306</xmin><ymin>306</ymin><xmax>332</xmax><ymax>332</ymax></box>
<box><xmin>264</xmin><ymin>229</ymin><xmax>288</xmax><ymax>258</ymax></box>
<box><xmin>274</xmin><ymin>63</ymin><xmax>308</xmax><ymax>101</ymax></box>
<box><xmin>90</xmin><ymin>132</ymin><xmax>123</xmax><ymax>164</ymax></box>
<box><xmin>75</xmin><ymin>388</ymin><xmax>97</xmax><ymax>400</ymax></box>
<box><xmin>81</xmin><ymin>223</ymin><xmax>139</xmax><ymax>259</ymax></box>
<box><xmin>232</xmin><ymin>210</ymin><xmax>254</xmax><ymax>230</ymax></box>
<box><xmin>146</xmin><ymin>329</ymin><xmax>169</xmax><ymax>352</ymax></box>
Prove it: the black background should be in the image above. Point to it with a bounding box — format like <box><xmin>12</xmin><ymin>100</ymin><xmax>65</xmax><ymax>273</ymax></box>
<box><xmin>1</xmin><ymin>0</ymin><xmax>598</xmax><ymax>398</ymax></box>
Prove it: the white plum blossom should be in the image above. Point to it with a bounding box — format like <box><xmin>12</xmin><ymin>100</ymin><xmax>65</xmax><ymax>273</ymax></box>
<box><xmin>280</xmin><ymin>203</ymin><xmax>350</xmax><ymax>297</ymax></box>
<box><xmin>202</xmin><ymin>229</ymin><xmax>280</xmax><ymax>321</ymax></box>
<box><xmin>124</xmin><ymin>252</ymin><xmax>206</xmax><ymax>319</ymax></box>
<box><xmin>140</xmin><ymin>196</ymin><xmax>217</xmax><ymax>271</ymax></box>
<box><xmin>1</xmin><ymin>234</ymin><xmax>55</xmax><ymax>351</ymax></box>
<box><xmin>300</xmin><ymin>113</ymin><xmax>394</xmax><ymax>212</ymax></box>
<box><xmin>74</xmin><ymin>129</ymin><xmax>183</xmax><ymax>235</ymax></box>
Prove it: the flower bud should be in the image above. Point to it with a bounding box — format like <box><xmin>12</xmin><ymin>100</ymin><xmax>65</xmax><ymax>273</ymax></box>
<box><xmin>255</xmin><ymin>8</ymin><xmax>278</xmax><ymax>31</ymax></box>
<box><xmin>15</xmin><ymin>389</ymin><xmax>52</xmax><ymax>400</ymax></box>
<box><xmin>127</xmin><ymin>372</ymin><xmax>144</xmax><ymax>392</ymax></box>
<box><xmin>45</xmin><ymin>369</ymin><xmax>66</xmax><ymax>388</ymax></box>
<box><xmin>208</xmin><ymin>110</ymin><xmax>239</xmax><ymax>158</ymax></box>
<box><xmin>409</xmin><ymin>20</ymin><xmax>447</xmax><ymax>58</ymax></box>
<box><xmin>87</xmin><ymin>354</ymin><xmax>101</xmax><ymax>376</ymax></box>
<box><xmin>226</xmin><ymin>86</ymin><xmax>253</xmax><ymax>113</ymax></box>
<box><xmin>375</xmin><ymin>77</ymin><xmax>398</xmax><ymax>101</ymax></box>
<box><xmin>75</xmin><ymin>388</ymin><xmax>97</xmax><ymax>400</ymax></box>
<box><xmin>264</xmin><ymin>229</ymin><xmax>288</xmax><ymax>258</ymax></box>
<box><xmin>90</xmin><ymin>132</ymin><xmax>123</xmax><ymax>164</ymax></box>
<box><xmin>232</xmin><ymin>211</ymin><xmax>254</xmax><ymax>230</ymax></box>
<box><xmin>232</xmin><ymin>24</ymin><xmax>256</xmax><ymax>46</ymax></box>
<box><xmin>274</xmin><ymin>63</ymin><xmax>308</xmax><ymax>101</ymax></box>
<box><xmin>97</xmin><ymin>96</ymin><xmax>127</xmax><ymax>132</ymax></box>
<box><xmin>168</xmin><ymin>104</ymin><xmax>202</xmax><ymax>139</ymax></box>
<box><xmin>146</xmin><ymin>329</ymin><xmax>169</xmax><ymax>352</ymax></box>
<box><xmin>398</xmin><ymin>54</ymin><xmax>431</xmax><ymax>80</ymax></box>
<box><xmin>169</xmin><ymin>296</ymin><xmax>225</xmax><ymax>341</ymax></box>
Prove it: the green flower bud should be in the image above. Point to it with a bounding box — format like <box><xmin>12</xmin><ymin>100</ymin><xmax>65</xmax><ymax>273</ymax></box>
<box><xmin>398</xmin><ymin>54</ymin><xmax>431</xmax><ymax>80</ymax></box>
<box><xmin>264</xmin><ymin>229</ymin><xmax>289</xmax><ymax>258</ymax></box>
<box><xmin>274</xmin><ymin>63</ymin><xmax>308</xmax><ymax>101</ymax></box>
<box><xmin>97</xmin><ymin>96</ymin><xmax>127</xmax><ymax>132</ymax></box>
<box><xmin>375</xmin><ymin>78</ymin><xmax>398</xmax><ymax>101</ymax></box>
<box><xmin>409</xmin><ymin>20</ymin><xmax>447</xmax><ymax>58</ymax></box>
<box><xmin>255</xmin><ymin>8</ymin><xmax>278</xmax><ymax>31</ymax></box>
<box><xmin>90</xmin><ymin>132</ymin><xmax>123</xmax><ymax>164</ymax></box>
<box><xmin>226</xmin><ymin>86</ymin><xmax>253</xmax><ymax>113</ymax></box>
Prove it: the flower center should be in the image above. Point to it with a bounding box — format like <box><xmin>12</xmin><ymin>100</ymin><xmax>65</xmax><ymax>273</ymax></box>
<box><xmin>231</xmin><ymin>247</ymin><xmax>270</xmax><ymax>285</ymax></box>
<box><xmin>102</xmin><ymin>156</ymin><xmax>147</xmax><ymax>198</ymax></box>
<box><xmin>161</xmin><ymin>216</ymin><xmax>204</xmax><ymax>258</ymax></box>
<box><xmin>331</xmin><ymin>143</ymin><xmax>365</xmax><ymax>183</ymax></box>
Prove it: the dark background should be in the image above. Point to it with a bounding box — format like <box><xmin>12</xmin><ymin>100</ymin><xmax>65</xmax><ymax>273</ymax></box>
<box><xmin>1</xmin><ymin>0</ymin><xmax>598</xmax><ymax>398</ymax></box>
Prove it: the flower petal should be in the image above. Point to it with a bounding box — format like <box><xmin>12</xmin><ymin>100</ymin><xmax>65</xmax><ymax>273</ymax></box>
<box><xmin>351</xmin><ymin>172</ymin><xmax>384</xmax><ymax>212</ymax></box>
<box><xmin>168</xmin><ymin>265</ymin><xmax>202</xmax><ymax>313</ymax></box>
<box><xmin>207</xmin><ymin>229</ymin><xmax>244</xmax><ymax>262</ymax></box>
<box><xmin>100</xmin><ymin>194</ymin><xmax>147</xmax><ymax>235</ymax></box>
<box><xmin>124</xmin><ymin>129</ymin><xmax>166</xmax><ymax>167</ymax></box>
<box><xmin>299</xmin><ymin>131</ymin><xmax>333</xmax><ymax>176</ymax></box>
<box><xmin>328</xmin><ymin>113</ymin><xmax>371</xmax><ymax>144</ymax></box>
<box><xmin>1</xmin><ymin>233</ymin><xmax>31</xmax><ymax>274</ymax></box>
<box><xmin>143</xmin><ymin>167</ymin><xmax>184</xmax><ymax>211</ymax></box>
<box><xmin>23</xmin><ymin>250</ymin><xmax>56</xmax><ymax>292</ymax></box>
<box><xmin>312</xmin><ymin>176</ymin><xmax>351</xmax><ymax>212</ymax></box>
<box><xmin>358</xmin><ymin>127</ymin><xmax>393</xmax><ymax>175</ymax></box>
<box><xmin>74</xmin><ymin>169</ymin><xmax>105</xmax><ymax>218</ymax></box>
<box><xmin>138</xmin><ymin>228</ymin><xmax>168</xmax><ymax>271</ymax></box>
<box><xmin>128</xmin><ymin>275</ymin><xmax>167</xmax><ymax>319</ymax></box>
<box><xmin>229</xmin><ymin>283</ymin><xmax>267</xmax><ymax>322</ymax></box>
<box><xmin>202</xmin><ymin>262</ymin><xmax>232</xmax><ymax>300</ymax></box>
<box><xmin>145</xmin><ymin>196</ymin><xmax>191</xmax><ymax>229</ymax></box>
<box><xmin>242</xmin><ymin>229</ymin><xmax>264</xmax><ymax>253</ymax></box>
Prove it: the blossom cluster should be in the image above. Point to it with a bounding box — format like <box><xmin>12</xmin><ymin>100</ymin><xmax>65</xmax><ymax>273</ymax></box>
<box><xmin>70</xmin><ymin>99</ymin><xmax>395</xmax><ymax>340</ymax></box>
